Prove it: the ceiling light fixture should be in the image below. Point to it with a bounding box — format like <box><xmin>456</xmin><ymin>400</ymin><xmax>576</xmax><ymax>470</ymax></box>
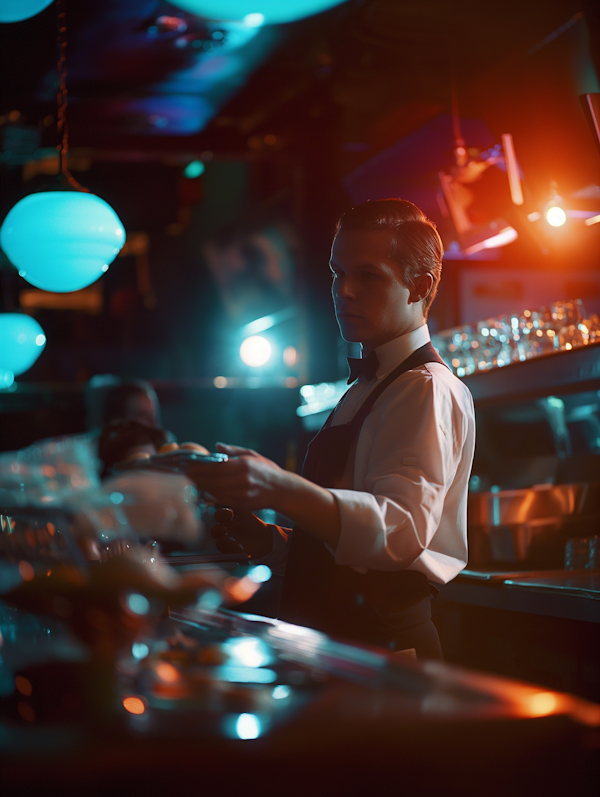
<box><xmin>0</xmin><ymin>0</ymin><xmax>125</xmax><ymax>293</ymax></box>
<box><xmin>0</xmin><ymin>0</ymin><xmax>53</xmax><ymax>23</ymax></box>
<box><xmin>168</xmin><ymin>0</ymin><xmax>348</xmax><ymax>26</ymax></box>
<box><xmin>0</xmin><ymin>313</ymin><xmax>46</xmax><ymax>387</ymax></box>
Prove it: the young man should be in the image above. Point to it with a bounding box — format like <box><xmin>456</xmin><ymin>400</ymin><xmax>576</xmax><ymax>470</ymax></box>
<box><xmin>189</xmin><ymin>199</ymin><xmax>475</xmax><ymax>658</ymax></box>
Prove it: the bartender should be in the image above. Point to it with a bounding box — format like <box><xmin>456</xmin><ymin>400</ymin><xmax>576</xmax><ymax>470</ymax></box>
<box><xmin>189</xmin><ymin>199</ymin><xmax>476</xmax><ymax>659</ymax></box>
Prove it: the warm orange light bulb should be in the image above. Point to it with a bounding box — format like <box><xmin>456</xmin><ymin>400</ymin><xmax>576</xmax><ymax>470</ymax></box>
<box><xmin>546</xmin><ymin>206</ymin><xmax>566</xmax><ymax>227</ymax></box>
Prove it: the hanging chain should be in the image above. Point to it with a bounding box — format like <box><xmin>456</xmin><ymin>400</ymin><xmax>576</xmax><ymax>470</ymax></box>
<box><xmin>55</xmin><ymin>0</ymin><xmax>87</xmax><ymax>190</ymax></box>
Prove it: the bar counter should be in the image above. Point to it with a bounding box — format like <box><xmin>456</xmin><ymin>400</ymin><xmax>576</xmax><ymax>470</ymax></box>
<box><xmin>1</xmin><ymin>595</ymin><xmax>599</xmax><ymax>796</ymax></box>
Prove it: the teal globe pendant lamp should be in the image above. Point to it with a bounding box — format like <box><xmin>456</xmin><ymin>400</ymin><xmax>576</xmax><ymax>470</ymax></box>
<box><xmin>0</xmin><ymin>0</ymin><xmax>53</xmax><ymax>23</ymax></box>
<box><xmin>169</xmin><ymin>0</ymin><xmax>348</xmax><ymax>25</ymax></box>
<box><xmin>0</xmin><ymin>313</ymin><xmax>46</xmax><ymax>386</ymax></box>
<box><xmin>0</xmin><ymin>0</ymin><xmax>125</xmax><ymax>294</ymax></box>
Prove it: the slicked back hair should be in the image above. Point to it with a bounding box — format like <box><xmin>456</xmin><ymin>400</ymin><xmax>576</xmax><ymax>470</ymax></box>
<box><xmin>334</xmin><ymin>199</ymin><xmax>443</xmax><ymax>317</ymax></box>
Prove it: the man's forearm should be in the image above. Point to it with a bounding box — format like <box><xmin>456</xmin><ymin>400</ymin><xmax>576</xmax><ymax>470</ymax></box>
<box><xmin>272</xmin><ymin>471</ymin><xmax>341</xmax><ymax>549</ymax></box>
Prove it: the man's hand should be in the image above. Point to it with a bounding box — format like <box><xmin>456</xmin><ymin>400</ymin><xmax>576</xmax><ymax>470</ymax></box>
<box><xmin>187</xmin><ymin>442</ymin><xmax>342</xmax><ymax>551</ymax></box>
<box><xmin>210</xmin><ymin>508</ymin><xmax>273</xmax><ymax>559</ymax></box>
<box><xmin>187</xmin><ymin>443</ymin><xmax>287</xmax><ymax>510</ymax></box>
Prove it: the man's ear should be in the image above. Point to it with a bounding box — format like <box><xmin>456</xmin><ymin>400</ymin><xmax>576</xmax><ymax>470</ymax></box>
<box><xmin>408</xmin><ymin>273</ymin><xmax>433</xmax><ymax>304</ymax></box>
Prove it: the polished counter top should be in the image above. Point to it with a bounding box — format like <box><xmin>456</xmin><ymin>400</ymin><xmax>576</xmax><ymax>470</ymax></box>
<box><xmin>440</xmin><ymin>569</ymin><xmax>600</xmax><ymax>623</ymax></box>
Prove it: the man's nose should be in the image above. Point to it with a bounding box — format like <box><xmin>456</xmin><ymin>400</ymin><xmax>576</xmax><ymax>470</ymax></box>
<box><xmin>334</xmin><ymin>275</ymin><xmax>355</xmax><ymax>299</ymax></box>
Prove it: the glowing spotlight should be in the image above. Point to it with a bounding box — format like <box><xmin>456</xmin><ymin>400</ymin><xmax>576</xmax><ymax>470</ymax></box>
<box><xmin>184</xmin><ymin>160</ymin><xmax>205</xmax><ymax>179</ymax></box>
<box><xmin>546</xmin><ymin>206</ymin><xmax>566</xmax><ymax>227</ymax></box>
<box><xmin>240</xmin><ymin>335</ymin><xmax>271</xmax><ymax>367</ymax></box>
<box><xmin>235</xmin><ymin>713</ymin><xmax>261</xmax><ymax>739</ymax></box>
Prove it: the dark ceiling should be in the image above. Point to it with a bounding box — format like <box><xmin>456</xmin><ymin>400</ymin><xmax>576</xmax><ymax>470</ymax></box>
<box><xmin>1</xmin><ymin>0</ymin><xmax>594</xmax><ymax>157</ymax></box>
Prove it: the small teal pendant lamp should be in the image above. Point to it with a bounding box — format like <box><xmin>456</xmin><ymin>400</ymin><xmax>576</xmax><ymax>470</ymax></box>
<box><xmin>0</xmin><ymin>0</ymin><xmax>53</xmax><ymax>23</ymax></box>
<box><xmin>0</xmin><ymin>313</ymin><xmax>46</xmax><ymax>387</ymax></box>
<box><xmin>0</xmin><ymin>0</ymin><xmax>126</xmax><ymax>293</ymax></box>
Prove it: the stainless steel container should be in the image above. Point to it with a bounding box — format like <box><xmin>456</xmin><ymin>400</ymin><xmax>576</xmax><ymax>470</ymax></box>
<box><xmin>467</xmin><ymin>482</ymin><xmax>600</xmax><ymax>569</ymax></box>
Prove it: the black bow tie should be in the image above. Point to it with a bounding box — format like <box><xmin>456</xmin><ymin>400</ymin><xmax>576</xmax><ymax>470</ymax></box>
<box><xmin>347</xmin><ymin>350</ymin><xmax>379</xmax><ymax>384</ymax></box>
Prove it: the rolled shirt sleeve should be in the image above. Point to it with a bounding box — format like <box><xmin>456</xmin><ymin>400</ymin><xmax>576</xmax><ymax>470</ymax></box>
<box><xmin>331</xmin><ymin>364</ymin><xmax>475</xmax><ymax>583</ymax></box>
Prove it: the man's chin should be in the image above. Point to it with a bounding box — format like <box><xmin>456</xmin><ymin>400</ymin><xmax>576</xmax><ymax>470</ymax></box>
<box><xmin>337</xmin><ymin>322</ymin><xmax>363</xmax><ymax>343</ymax></box>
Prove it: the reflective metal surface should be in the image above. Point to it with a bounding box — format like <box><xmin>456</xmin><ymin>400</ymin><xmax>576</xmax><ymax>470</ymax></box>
<box><xmin>468</xmin><ymin>482</ymin><xmax>600</xmax><ymax>568</ymax></box>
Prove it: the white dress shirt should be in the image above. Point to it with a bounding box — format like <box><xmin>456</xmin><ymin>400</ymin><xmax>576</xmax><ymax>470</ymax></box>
<box><xmin>327</xmin><ymin>324</ymin><xmax>475</xmax><ymax>584</ymax></box>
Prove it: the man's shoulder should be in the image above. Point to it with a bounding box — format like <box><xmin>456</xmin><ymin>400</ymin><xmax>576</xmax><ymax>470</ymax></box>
<box><xmin>382</xmin><ymin>361</ymin><xmax>473</xmax><ymax>406</ymax></box>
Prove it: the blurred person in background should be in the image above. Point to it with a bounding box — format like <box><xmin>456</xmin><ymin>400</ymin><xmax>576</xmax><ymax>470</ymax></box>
<box><xmin>98</xmin><ymin>419</ymin><xmax>169</xmax><ymax>478</ymax></box>
<box><xmin>103</xmin><ymin>379</ymin><xmax>162</xmax><ymax>428</ymax></box>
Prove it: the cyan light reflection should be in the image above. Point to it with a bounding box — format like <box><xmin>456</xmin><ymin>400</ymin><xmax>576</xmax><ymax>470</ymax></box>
<box><xmin>272</xmin><ymin>685</ymin><xmax>291</xmax><ymax>700</ymax></box>
<box><xmin>184</xmin><ymin>160</ymin><xmax>205</xmax><ymax>178</ymax></box>
<box><xmin>215</xmin><ymin>666</ymin><xmax>276</xmax><ymax>683</ymax></box>
<box><xmin>0</xmin><ymin>313</ymin><xmax>46</xmax><ymax>377</ymax></box>
<box><xmin>169</xmin><ymin>1</ymin><xmax>348</xmax><ymax>25</ymax></box>
<box><xmin>0</xmin><ymin>192</ymin><xmax>125</xmax><ymax>293</ymax></box>
<box><xmin>235</xmin><ymin>713</ymin><xmax>261</xmax><ymax>739</ymax></box>
<box><xmin>0</xmin><ymin>0</ymin><xmax>53</xmax><ymax>23</ymax></box>
<box><xmin>127</xmin><ymin>593</ymin><xmax>151</xmax><ymax>615</ymax></box>
<box><xmin>222</xmin><ymin>636</ymin><xmax>273</xmax><ymax>667</ymax></box>
<box><xmin>248</xmin><ymin>565</ymin><xmax>272</xmax><ymax>583</ymax></box>
<box><xmin>132</xmin><ymin>642</ymin><xmax>150</xmax><ymax>660</ymax></box>
<box><xmin>0</xmin><ymin>370</ymin><xmax>15</xmax><ymax>388</ymax></box>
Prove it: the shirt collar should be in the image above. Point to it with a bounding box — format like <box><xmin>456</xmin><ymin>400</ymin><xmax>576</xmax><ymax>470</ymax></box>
<box><xmin>361</xmin><ymin>324</ymin><xmax>430</xmax><ymax>379</ymax></box>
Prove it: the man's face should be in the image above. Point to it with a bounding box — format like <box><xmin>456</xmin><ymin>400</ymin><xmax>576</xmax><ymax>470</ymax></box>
<box><xmin>330</xmin><ymin>228</ymin><xmax>424</xmax><ymax>351</ymax></box>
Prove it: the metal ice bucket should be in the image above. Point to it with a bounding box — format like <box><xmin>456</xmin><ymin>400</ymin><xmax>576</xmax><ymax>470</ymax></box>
<box><xmin>467</xmin><ymin>483</ymin><xmax>600</xmax><ymax>569</ymax></box>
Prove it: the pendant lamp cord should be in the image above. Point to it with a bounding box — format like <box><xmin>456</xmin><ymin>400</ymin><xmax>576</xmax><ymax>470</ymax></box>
<box><xmin>56</xmin><ymin>0</ymin><xmax>88</xmax><ymax>191</ymax></box>
<box><xmin>449</xmin><ymin>42</ymin><xmax>467</xmax><ymax>168</ymax></box>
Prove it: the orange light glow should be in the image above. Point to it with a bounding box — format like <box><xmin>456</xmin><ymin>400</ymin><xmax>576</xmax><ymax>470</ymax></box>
<box><xmin>18</xmin><ymin>561</ymin><xmax>35</xmax><ymax>581</ymax></box>
<box><xmin>15</xmin><ymin>676</ymin><xmax>32</xmax><ymax>697</ymax></box>
<box><xmin>122</xmin><ymin>696</ymin><xmax>146</xmax><ymax>715</ymax></box>
<box><xmin>224</xmin><ymin>575</ymin><xmax>261</xmax><ymax>603</ymax></box>
<box><xmin>546</xmin><ymin>206</ymin><xmax>566</xmax><ymax>227</ymax></box>
<box><xmin>525</xmin><ymin>691</ymin><xmax>559</xmax><ymax>717</ymax></box>
<box><xmin>154</xmin><ymin>662</ymin><xmax>180</xmax><ymax>683</ymax></box>
<box><xmin>283</xmin><ymin>346</ymin><xmax>297</xmax><ymax>367</ymax></box>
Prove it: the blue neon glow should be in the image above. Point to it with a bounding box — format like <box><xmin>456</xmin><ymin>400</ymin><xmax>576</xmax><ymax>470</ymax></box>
<box><xmin>0</xmin><ymin>313</ymin><xmax>46</xmax><ymax>378</ymax></box>
<box><xmin>272</xmin><ymin>685</ymin><xmax>291</xmax><ymax>699</ymax></box>
<box><xmin>184</xmin><ymin>160</ymin><xmax>205</xmax><ymax>178</ymax></box>
<box><xmin>170</xmin><ymin>0</ymin><xmax>348</xmax><ymax>25</ymax></box>
<box><xmin>0</xmin><ymin>0</ymin><xmax>53</xmax><ymax>23</ymax></box>
<box><xmin>0</xmin><ymin>192</ymin><xmax>125</xmax><ymax>293</ymax></box>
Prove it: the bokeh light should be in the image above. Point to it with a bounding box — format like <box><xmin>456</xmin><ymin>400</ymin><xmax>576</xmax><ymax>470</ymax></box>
<box><xmin>546</xmin><ymin>206</ymin><xmax>567</xmax><ymax>227</ymax></box>
<box><xmin>240</xmin><ymin>335</ymin><xmax>271</xmax><ymax>367</ymax></box>
<box><xmin>184</xmin><ymin>160</ymin><xmax>205</xmax><ymax>178</ymax></box>
<box><xmin>0</xmin><ymin>192</ymin><xmax>125</xmax><ymax>293</ymax></box>
<box><xmin>122</xmin><ymin>696</ymin><xmax>146</xmax><ymax>715</ymax></box>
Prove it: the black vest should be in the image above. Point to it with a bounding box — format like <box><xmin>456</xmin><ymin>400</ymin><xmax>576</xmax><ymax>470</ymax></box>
<box><xmin>278</xmin><ymin>342</ymin><xmax>446</xmax><ymax>644</ymax></box>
